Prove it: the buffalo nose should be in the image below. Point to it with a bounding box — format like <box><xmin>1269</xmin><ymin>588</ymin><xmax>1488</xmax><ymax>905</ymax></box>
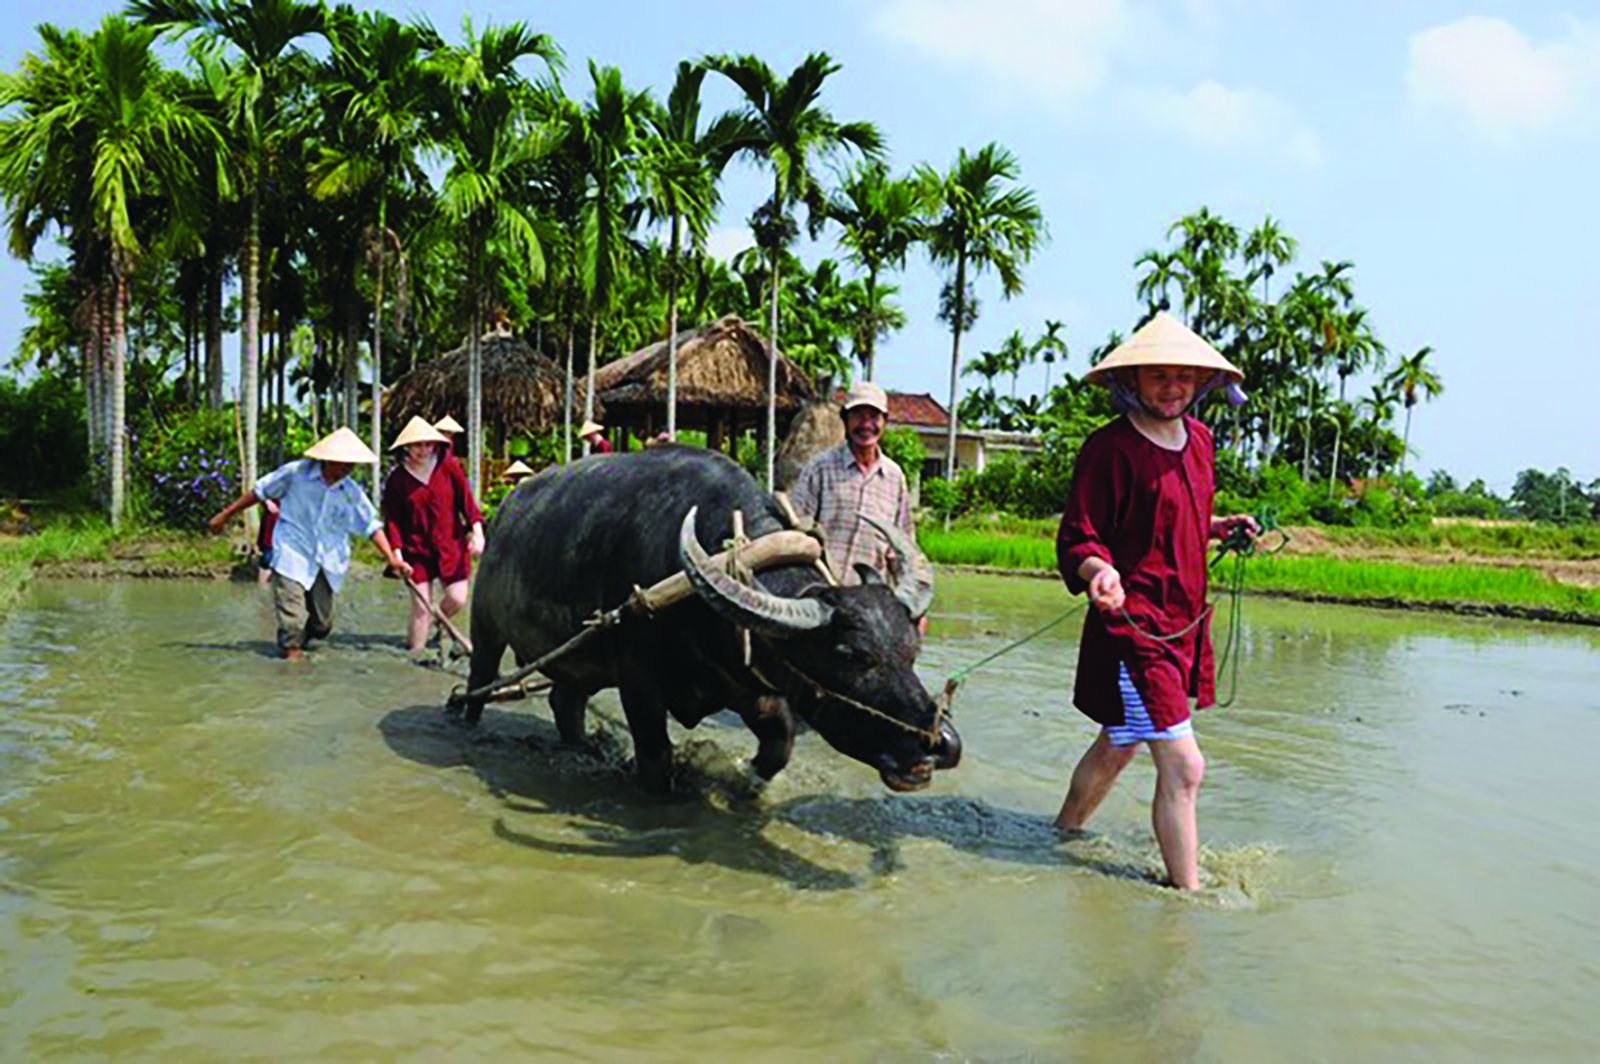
<box><xmin>933</xmin><ymin>719</ymin><xmax>962</xmax><ymax>770</ymax></box>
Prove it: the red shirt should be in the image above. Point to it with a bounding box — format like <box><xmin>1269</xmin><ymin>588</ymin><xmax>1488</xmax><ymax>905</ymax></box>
<box><xmin>1056</xmin><ymin>416</ymin><xmax>1216</xmax><ymax>729</ymax></box>
<box><xmin>382</xmin><ymin>456</ymin><xmax>483</xmax><ymax>584</ymax></box>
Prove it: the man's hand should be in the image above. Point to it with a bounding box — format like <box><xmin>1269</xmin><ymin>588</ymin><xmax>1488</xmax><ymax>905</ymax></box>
<box><xmin>206</xmin><ymin>510</ymin><xmax>230</xmax><ymax>535</ymax></box>
<box><xmin>1088</xmin><ymin>566</ymin><xmax>1125</xmax><ymax>614</ymax></box>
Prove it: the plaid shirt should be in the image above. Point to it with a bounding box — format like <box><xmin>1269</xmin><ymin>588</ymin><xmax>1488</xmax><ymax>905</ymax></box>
<box><xmin>789</xmin><ymin>443</ymin><xmax>914</xmax><ymax>584</ymax></box>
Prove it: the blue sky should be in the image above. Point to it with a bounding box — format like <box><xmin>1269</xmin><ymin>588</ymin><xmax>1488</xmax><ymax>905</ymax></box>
<box><xmin>4</xmin><ymin>1</ymin><xmax>1597</xmax><ymax>491</ymax></box>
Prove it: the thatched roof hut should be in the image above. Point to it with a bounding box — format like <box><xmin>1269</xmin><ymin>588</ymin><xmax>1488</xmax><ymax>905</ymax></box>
<box><xmin>586</xmin><ymin>316</ymin><xmax>814</xmax><ymax>452</ymax></box>
<box><xmin>384</xmin><ymin>326</ymin><xmax>592</xmax><ymax>441</ymax></box>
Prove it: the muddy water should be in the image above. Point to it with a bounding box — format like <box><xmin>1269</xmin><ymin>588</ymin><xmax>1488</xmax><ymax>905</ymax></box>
<box><xmin>2</xmin><ymin>573</ymin><xmax>1598</xmax><ymax>1060</ymax></box>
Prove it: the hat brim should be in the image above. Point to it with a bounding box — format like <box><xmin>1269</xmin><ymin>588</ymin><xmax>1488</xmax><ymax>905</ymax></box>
<box><xmin>305</xmin><ymin>427</ymin><xmax>379</xmax><ymax>464</ymax></box>
<box><xmin>1084</xmin><ymin>312</ymin><xmax>1243</xmax><ymax>386</ymax></box>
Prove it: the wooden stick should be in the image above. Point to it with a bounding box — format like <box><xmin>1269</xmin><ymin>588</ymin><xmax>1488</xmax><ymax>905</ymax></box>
<box><xmin>404</xmin><ymin>578</ymin><xmax>473</xmax><ymax>655</ymax></box>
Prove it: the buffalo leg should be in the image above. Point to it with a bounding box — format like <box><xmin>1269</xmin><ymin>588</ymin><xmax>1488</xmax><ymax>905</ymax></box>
<box><xmin>548</xmin><ymin>683</ymin><xmax>591</xmax><ymax>747</ymax></box>
<box><xmin>459</xmin><ymin>616</ymin><xmax>507</xmax><ymax>727</ymax></box>
<box><xmin>619</xmin><ymin>682</ymin><xmax>674</xmax><ymax>793</ymax></box>
<box><xmin>736</xmin><ymin>694</ymin><xmax>795</xmax><ymax>781</ymax></box>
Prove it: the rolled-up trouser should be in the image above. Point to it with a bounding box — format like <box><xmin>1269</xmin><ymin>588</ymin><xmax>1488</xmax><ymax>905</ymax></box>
<box><xmin>271</xmin><ymin>570</ymin><xmax>335</xmax><ymax>652</ymax></box>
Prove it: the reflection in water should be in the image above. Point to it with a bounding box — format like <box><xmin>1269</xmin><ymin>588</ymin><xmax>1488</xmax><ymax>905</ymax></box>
<box><xmin>1</xmin><ymin>574</ymin><xmax>1598</xmax><ymax>1059</ymax></box>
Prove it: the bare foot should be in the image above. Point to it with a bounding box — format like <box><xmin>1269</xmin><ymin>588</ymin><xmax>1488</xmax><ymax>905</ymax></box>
<box><xmin>282</xmin><ymin>648</ymin><xmax>304</xmax><ymax>662</ymax></box>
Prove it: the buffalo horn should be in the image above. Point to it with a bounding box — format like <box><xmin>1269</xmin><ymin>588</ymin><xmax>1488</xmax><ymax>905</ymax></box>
<box><xmin>860</xmin><ymin>513</ymin><xmax>936</xmax><ymax>620</ymax></box>
<box><xmin>679</xmin><ymin>507</ymin><xmax>833</xmax><ymax>636</ymax></box>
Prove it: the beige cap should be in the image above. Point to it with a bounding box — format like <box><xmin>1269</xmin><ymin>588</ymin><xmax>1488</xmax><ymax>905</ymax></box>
<box><xmin>433</xmin><ymin>414</ymin><xmax>465</xmax><ymax>434</ymax></box>
<box><xmin>1085</xmin><ymin>311</ymin><xmax>1243</xmax><ymax>386</ymax></box>
<box><xmin>304</xmin><ymin>426</ymin><xmax>379</xmax><ymax>464</ymax></box>
<box><xmin>842</xmin><ymin>381</ymin><xmax>889</xmax><ymax>414</ymax></box>
<box><xmin>577</xmin><ymin>420</ymin><xmax>604</xmax><ymax>438</ymax></box>
<box><xmin>502</xmin><ymin>459</ymin><xmax>534</xmax><ymax>479</ymax></box>
<box><xmin>390</xmin><ymin>416</ymin><xmax>450</xmax><ymax>450</ymax></box>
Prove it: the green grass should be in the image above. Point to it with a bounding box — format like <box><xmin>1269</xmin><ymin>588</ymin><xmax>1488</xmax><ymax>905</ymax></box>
<box><xmin>1315</xmin><ymin>522</ymin><xmax>1600</xmax><ymax>559</ymax></box>
<box><xmin>917</xmin><ymin>526</ymin><xmax>1600</xmax><ymax>618</ymax></box>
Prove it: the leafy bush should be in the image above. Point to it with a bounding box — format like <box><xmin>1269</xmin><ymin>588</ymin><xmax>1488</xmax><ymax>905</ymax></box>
<box><xmin>920</xmin><ymin>477</ymin><xmax>960</xmax><ymax>520</ymax></box>
<box><xmin>0</xmin><ymin>372</ymin><xmax>88</xmax><ymax>496</ymax></box>
<box><xmin>138</xmin><ymin>408</ymin><xmax>240</xmax><ymax>530</ymax></box>
<box><xmin>880</xmin><ymin>427</ymin><xmax>926</xmax><ymax>484</ymax></box>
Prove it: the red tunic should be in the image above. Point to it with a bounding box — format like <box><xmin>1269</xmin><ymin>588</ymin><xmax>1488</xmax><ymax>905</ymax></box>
<box><xmin>382</xmin><ymin>456</ymin><xmax>483</xmax><ymax>585</ymax></box>
<box><xmin>1056</xmin><ymin>416</ymin><xmax>1216</xmax><ymax>729</ymax></box>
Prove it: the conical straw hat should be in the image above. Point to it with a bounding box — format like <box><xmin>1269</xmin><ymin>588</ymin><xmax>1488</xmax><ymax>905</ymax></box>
<box><xmin>1085</xmin><ymin>311</ymin><xmax>1243</xmax><ymax>385</ymax></box>
<box><xmin>433</xmin><ymin>414</ymin><xmax>465</xmax><ymax>434</ymax></box>
<box><xmin>577</xmin><ymin>420</ymin><xmax>604</xmax><ymax>437</ymax></box>
<box><xmin>502</xmin><ymin>459</ymin><xmax>534</xmax><ymax>479</ymax></box>
<box><xmin>304</xmin><ymin>426</ymin><xmax>379</xmax><ymax>464</ymax></box>
<box><xmin>390</xmin><ymin>415</ymin><xmax>449</xmax><ymax>449</ymax></box>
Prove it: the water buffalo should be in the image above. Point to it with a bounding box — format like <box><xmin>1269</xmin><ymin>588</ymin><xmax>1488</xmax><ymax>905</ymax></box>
<box><xmin>461</xmin><ymin>445</ymin><xmax>961</xmax><ymax>792</ymax></box>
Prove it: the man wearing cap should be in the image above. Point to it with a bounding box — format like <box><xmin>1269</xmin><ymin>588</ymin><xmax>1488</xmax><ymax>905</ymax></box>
<box><xmin>789</xmin><ymin>381</ymin><xmax>916</xmax><ymax>589</ymax></box>
<box><xmin>578</xmin><ymin>419</ymin><xmax>613</xmax><ymax>455</ymax></box>
<box><xmin>208</xmin><ymin>427</ymin><xmax>412</xmax><ymax>661</ymax></box>
<box><xmin>1052</xmin><ymin>312</ymin><xmax>1259</xmax><ymax>890</ymax></box>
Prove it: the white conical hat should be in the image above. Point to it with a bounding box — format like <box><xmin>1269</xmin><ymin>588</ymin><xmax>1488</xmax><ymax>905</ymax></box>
<box><xmin>1085</xmin><ymin>311</ymin><xmax>1243</xmax><ymax>385</ymax></box>
<box><xmin>577</xmin><ymin>420</ymin><xmax>604</xmax><ymax>437</ymax></box>
<box><xmin>433</xmin><ymin>414</ymin><xmax>465</xmax><ymax>434</ymax></box>
<box><xmin>502</xmin><ymin>459</ymin><xmax>534</xmax><ymax>479</ymax></box>
<box><xmin>390</xmin><ymin>416</ymin><xmax>449</xmax><ymax>449</ymax></box>
<box><xmin>304</xmin><ymin>426</ymin><xmax>379</xmax><ymax>464</ymax></box>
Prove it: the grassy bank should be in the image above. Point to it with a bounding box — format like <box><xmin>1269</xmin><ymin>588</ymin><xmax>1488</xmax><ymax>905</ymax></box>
<box><xmin>917</xmin><ymin>525</ymin><xmax>1600</xmax><ymax>622</ymax></box>
<box><xmin>0</xmin><ymin>520</ymin><xmax>237</xmax><ymax>617</ymax></box>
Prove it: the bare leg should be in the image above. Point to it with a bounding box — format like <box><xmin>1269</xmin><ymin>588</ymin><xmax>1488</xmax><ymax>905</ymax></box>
<box><xmin>1147</xmin><ymin>734</ymin><xmax>1206</xmax><ymax>890</ymax></box>
<box><xmin>1055</xmin><ymin>730</ymin><xmax>1138</xmax><ymax>834</ymax></box>
<box><xmin>406</xmin><ymin>579</ymin><xmax>433</xmax><ymax>652</ymax></box>
<box><xmin>438</xmin><ymin>579</ymin><xmax>469</xmax><ymax>619</ymax></box>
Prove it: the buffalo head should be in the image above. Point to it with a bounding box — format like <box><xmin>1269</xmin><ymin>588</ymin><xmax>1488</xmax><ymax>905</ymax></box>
<box><xmin>678</xmin><ymin>508</ymin><xmax>961</xmax><ymax>792</ymax></box>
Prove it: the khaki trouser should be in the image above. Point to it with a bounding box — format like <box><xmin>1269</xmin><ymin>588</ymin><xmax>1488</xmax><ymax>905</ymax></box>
<box><xmin>271</xmin><ymin>570</ymin><xmax>335</xmax><ymax>653</ymax></box>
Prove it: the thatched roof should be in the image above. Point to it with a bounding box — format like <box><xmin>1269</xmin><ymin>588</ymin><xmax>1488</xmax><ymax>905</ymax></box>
<box><xmin>385</xmin><ymin>328</ymin><xmax>592</xmax><ymax>436</ymax></box>
<box><xmin>588</xmin><ymin>316</ymin><xmax>814</xmax><ymax>411</ymax></box>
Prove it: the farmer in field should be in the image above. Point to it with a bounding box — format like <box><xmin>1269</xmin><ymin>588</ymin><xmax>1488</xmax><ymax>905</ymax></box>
<box><xmin>382</xmin><ymin>416</ymin><xmax>485</xmax><ymax>654</ymax></box>
<box><xmin>1053</xmin><ymin>311</ymin><xmax>1258</xmax><ymax>890</ymax></box>
<box><xmin>208</xmin><ymin>427</ymin><xmax>412</xmax><ymax>661</ymax></box>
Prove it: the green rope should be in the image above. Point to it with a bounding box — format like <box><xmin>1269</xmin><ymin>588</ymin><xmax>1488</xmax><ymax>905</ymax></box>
<box><xmin>940</xmin><ymin>511</ymin><xmax>1289</xmax><ymax>709</ymax></box>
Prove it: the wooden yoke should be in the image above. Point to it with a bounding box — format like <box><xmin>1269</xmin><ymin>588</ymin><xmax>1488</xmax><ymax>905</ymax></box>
<box><xmin>631</xmin><ymin>530</ymin><xmax>822</xmax><ymax>614</ymax></box>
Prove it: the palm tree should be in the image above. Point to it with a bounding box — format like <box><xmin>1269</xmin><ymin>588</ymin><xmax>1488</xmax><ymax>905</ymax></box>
<box><xmin>1358</xmin><ymin>383</ymin><xmax>1397</xmax><ymax>476</ymax></box>
<box><xmin>918</xmin><ymin>143</ymin><xmax>1045</xmax><ymax>478</ymax></box>
<box><xmin>310</xmin><ymin>8</ymin><xmax>440</xmax><ymax>488</ymax></box>
<box><xmin>639</xmin><ymin>61</ymin><xmax>749</xmax><ymax>438</ymax></box>
<box><xmin>1134</xmin><ymin>249</ymin><xmax>1180</xmax><ymax>313</ymax></box>
<box><xmin>132</xmin><ymin>0</ymin><xmax>327</xmax><ymax>502</ymax></box>
<box><xmin>1384</xmin><ymin>346</ymin><xmax>1442</xmax><ymax>483</ymax></box>
<box><xmin>430</xmin><ymin>18</ymin><xmax>561</xmax><ymax>495</ymax></box>
<box><xmin>828</xmin><ymin>160</ymin><xmax>922</xmax><ymax>381</ymax></box>
<box><xmin>1243</xmin><ymin>213</ymin><xmax>1296</xmax><ymax>304</ymax></box>
<box><xmin>1032</xmin><ymin>319</ymin><xmax>1067</xmax><ymax>394</ymax></box>
<box><xmin>0</xmin><ymin>17</ymin><xmax>226</xmax><ymax>526</ymax></box>
<box><xmin>705</xmin><ymin>51</ymin><xmax>882</xmax><ymax>489</ymax></box>
<box><xmin>573</xmin><ymin>62</ymin><xmax>651</xmax><ymax>449</ymax></box>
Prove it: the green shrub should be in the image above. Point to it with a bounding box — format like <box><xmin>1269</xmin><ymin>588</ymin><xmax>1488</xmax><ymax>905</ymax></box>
<box><xmin>880</xmin><ymin>427</ymin><xmax>926</xmax><ymax>484</ymax></box>
<box><xmin>921</xmin><ymin>478</ymin><xmax>961</xmax><ymax>520</ymax></box>
<box><xmin>138</xmin><ymin>408</ymin><xmax>241</xmax><ymax>530</ymax></box>
<box><xmin>0</xmin><ymin>372</ymin><xmax>88</xmax><ymax>496</ymax></box>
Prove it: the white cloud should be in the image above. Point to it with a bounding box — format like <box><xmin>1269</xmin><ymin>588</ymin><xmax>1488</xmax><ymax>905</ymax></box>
<box><xmin>1132</xmin><ymin>80</ymin><xmax>1322</xmax><ymax>165</ymax></box>
<box><xmin>1406</xmin><ymin>16</ymin><xmax>1600</xmax><ymax>140</ymax></box>
<box><xmin>703</xmin><ymin>225</ymin><xmax>755</xmax><ymax>264</ymax></box>
<box><xmin>872</xmin><ymin>0</ymin><xmax>1133</xmax><ymax>103</ymax></box>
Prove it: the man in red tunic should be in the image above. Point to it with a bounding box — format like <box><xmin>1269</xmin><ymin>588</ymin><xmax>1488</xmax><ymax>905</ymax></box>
<box><xmin>1054</xmin><ymin>312</ymin><xmax>1258</xmax><ymax>890</ymax></box>
<box><xmin>384</xmin><ymin>417</ymin><xmax>485</xmax><ymax>653</ymax></box>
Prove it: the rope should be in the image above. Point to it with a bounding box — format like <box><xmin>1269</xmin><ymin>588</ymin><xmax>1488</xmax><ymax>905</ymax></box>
<box><xmin>938</xmin><ymin>512</ymin><xmax>1290</xmax><ymax>708</ymax></box>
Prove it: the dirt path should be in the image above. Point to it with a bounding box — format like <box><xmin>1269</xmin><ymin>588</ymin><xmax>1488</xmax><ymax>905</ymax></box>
<box><xmin>1279</xmin><ymin>527</ymin><xmax>1600</xmax><ymax>589</ymax></box>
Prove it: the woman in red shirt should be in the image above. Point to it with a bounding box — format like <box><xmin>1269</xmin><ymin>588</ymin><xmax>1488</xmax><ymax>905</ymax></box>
<box><xmin>1053</xmin><ymin>312</ymin><xmax>1258</xmax><ymax>890</ymax></box>
<box><xmin>383</xmin><ymin>416</ymin><xmax>485</xmax><ymax>652</ymax></box>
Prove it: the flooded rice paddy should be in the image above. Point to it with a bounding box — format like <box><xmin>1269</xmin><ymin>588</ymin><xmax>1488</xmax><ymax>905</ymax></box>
<box><xmin>2</xmin><ymin>572</ymin><xmax>1598</xmax><ymax>1059</ymax></box>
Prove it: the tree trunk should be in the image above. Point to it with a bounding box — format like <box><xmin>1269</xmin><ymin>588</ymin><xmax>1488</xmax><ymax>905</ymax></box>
<box><xmin>766</xmin><ymin>251</ymin><xmax>780</xmax><ymax>490</ymax></box>
<box><xmin>1400</xmin><ymin>407</ymin><xmax>1413</xmax><ymax>484</ymax></box>
<box><xmin>864</xmin><ymin>266</ymin><xmax>878</xmax><ymax>382</ymax></box>
<box><xmin>276</xmin><ymin>307</ymin><xmax>290</xmax><ymax>467</ymax></box>
<box><xmin>583</xmin><ymin>317</ymin><xmax>598</xmax><ymax>455</ymax></box>
<box><xmin>243</xmin><ymin>182</ymin><xmax>261</xmax><ymax>530</ymax></box>
<box><xmin>370</xmin><ymin>230</ymin><xmax>386</xmax><ymax>494</ymax></box>
<box><xmin>343</xmin><ymin>303</ymin><xmax>358</xmax><ymax>434</ymax></box>
<box><xmin>205</xmin><ymin>247</ymin><xmax>223</xmax><ymax>410</ymax></box>
<box><xmin>468</xmin><ymin>271</ymin><xmax>483</xmax><ymax>500</ymax></box>
<box><xmin>563</xmin><ymin>313</ymin><xmax>574</xmax><ymax>465</ymax></box>
<box><xmin>83</xmin><ymin>290</ymin><xmax>101</xmax><ymax>484</ymax></box>
<box><xmin>944</xmin><ymin>252</ymin><xmax>967</xmax><ymax>480</ymax></box>
<box><xmin>110</xmin><ymin>271</ymin><xmax>127</xmax><ymax>530</ymax></box>
<box><xmin>666</xmin><ymin>211</ymin><xmax>680</xmax><ymax>439</ymax></box>
<box><xmin>99</xmin><ymin>281</ymin><xmax>114</xmax><ymax>506</ymax></box>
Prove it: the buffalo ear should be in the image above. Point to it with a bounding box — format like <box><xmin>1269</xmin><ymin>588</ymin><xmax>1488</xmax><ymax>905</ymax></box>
<box><xmin>854</xmin><ymin>563</ymin><xmax>886</xmax><ymax>586</ymax></box>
